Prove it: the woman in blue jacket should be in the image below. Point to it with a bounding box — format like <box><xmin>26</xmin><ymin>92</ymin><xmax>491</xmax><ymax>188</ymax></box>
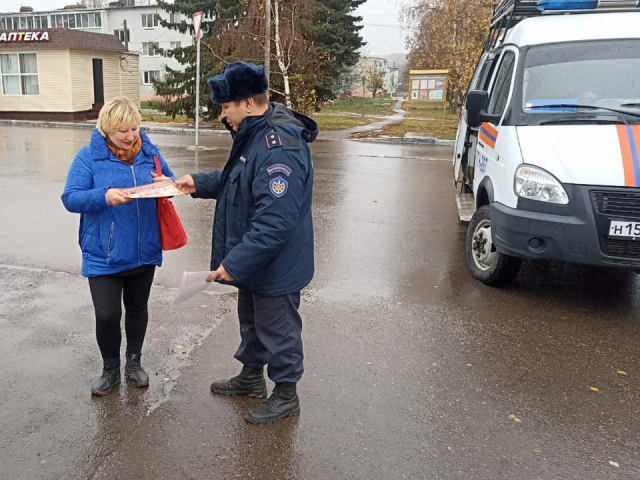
<box><xmin>61</xmin><ymin>97</ymin><xmax>175</xmax><ymax>396</ymax></box>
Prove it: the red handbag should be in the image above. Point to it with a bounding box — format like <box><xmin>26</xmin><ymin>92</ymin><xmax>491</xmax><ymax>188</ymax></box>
<box><xmin>153</xmin><ymin>155</ymin><xmax>187</xmax><ymax>251</ymax></box>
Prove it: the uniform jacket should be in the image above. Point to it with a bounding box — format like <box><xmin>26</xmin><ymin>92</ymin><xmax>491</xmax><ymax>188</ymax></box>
<box><xmin>61</xmin><ymin>129</ymin><xmax>175</xmax><ymax>277</ymax></box>
<box><xmin>192</xmin><ymin>103</ymin><xmax>318</xmax><ymax>296</ymax></box>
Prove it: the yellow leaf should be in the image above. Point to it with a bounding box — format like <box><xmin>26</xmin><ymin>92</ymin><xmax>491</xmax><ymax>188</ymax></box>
<box><xmin>617</xmin><ymin>370</ymin><xmax>628</xmax><ymax>376</ymax></box>
<box><xmin>176</xmin><ymin>344</ymin><xmax>183</xmax><ymax>349</ymax></box>
<box><xmin>508</xmin><ymin>414</ymin><xmax>522</xmax><ymax>423</ymax></box>
<box><xmin>590</xmin><ymin>386</ymin><xmax>600</xmax><ymax>392</ymax></box>
<box><xmin>163</xmin><ymin>377</ymin><xmax>171</xmax><ymax>382</ymax></box>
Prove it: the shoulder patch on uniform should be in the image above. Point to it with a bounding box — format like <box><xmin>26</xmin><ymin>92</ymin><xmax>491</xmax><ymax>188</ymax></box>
<box><xmin>269</xmin><ymin>176</ymin><xmax>288</xmax><ymax>197</ymax></box>
<box><xmin>267</xmin><ymin>164</ymin><xmax>292</xmax><ymax>176</ymax></box>
<box><xmin>283</xmin><ymin>137</ymin><xmax>300</xmax><ymax>148</ymax></box>
<box><xmin>265</xmin><ymin>131</ymin><xmax>283</xmax><ymax>149</ymax></box>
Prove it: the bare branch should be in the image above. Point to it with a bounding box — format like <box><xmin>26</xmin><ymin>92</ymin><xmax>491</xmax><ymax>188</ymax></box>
<box><xmin>202</xmin><ymin>42</ymin><xmax>229</xmax><ymax>66</ymax></box>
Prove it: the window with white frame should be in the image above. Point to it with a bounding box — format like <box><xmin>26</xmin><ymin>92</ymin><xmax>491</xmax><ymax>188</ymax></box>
<box><xmin>141</xmin><ymin>14</ymin><xmax>159</xmax><ymax>28</ymax></box>
<box><xmin>50</xmin><ymin>12</ymin><xmax>102</xmax><ymax>29</ymax></box>
<box><xmin>114</xmin><ymin>29</ymin><xmax>130</xmax><ymax>43</ymax></box>
<box><xmin>142</xmin><ymin>42</ymin><xmax>159</xmax><ymax>57</ymax></box>
<box><xmin>142</xmin><ymin>70</ymin><xmax>162</xmax><ymax>85</ymax></box>
<box><xmin>170</xmin><ymin>41</ymin><xmax>181</xmax><ymax>49</ymax></box>
<box><xmin>1</xmin><ymin>53</ymin><xmax>39</xmax><ymax>96</ymax></box>
<box><xmin>169</xmin><ymin>13</ymin><xmax>181</xmax><ymax>23</ymax></box>
<box><xmin>0</xmin><ymin>15</ymin><xmax>48</xmax><ymax>30</ymax></box>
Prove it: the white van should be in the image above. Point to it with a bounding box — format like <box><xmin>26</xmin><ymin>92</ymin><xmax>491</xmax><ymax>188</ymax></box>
<box><xmin>453</xmin><ymin>0</ymin><xmax>640</xmax><ymax>285</ymax></box>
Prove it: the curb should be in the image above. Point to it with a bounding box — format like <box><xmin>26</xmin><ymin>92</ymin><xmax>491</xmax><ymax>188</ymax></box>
<box><xmin>0</xmin><ymin>119</ymin><xmax>230</xmax><ymax>136</ymax></box>
<box><xmin>350</xmin><ymin>136</ymin><xmax>455</xmax><ymax>147</ymax></box>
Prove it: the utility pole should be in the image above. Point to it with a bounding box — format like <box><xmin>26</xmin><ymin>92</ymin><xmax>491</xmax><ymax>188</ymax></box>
<box><xmin>362</xmin><ymin>76</ymin><xmax>366</xmax><ymax>118</ymax></box>
<box><xmin>265</xmin><ymin>0</ymin><xmax>271</xmax><ymax>99</ymax></box>
<box><xmin>123</xmin><ymin>19</ymin><xmax>128</xmax><ymax>50</ymax></box>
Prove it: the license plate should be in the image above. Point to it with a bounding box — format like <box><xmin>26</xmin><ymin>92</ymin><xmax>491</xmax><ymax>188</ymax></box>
<box><xmin>609</xmin><ymin>221</ymin><xmax>640</xmax><ymax>238</ymax></box>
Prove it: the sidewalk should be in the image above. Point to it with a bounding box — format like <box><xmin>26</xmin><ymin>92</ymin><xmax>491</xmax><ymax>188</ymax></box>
<box><xmin>351</xmin><ymin>131</ymin><xmax>455</xmax><ymax>147</ymax></box>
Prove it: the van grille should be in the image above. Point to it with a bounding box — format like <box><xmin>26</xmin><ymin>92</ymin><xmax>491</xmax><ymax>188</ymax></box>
<box><xmin>603</xmin><ymin>239</ymin><xmax>640</xmax><ymax>260</ymax></box>
<box><xmin>592</xmin><ymin>191</ymin><xmax>640</xmax><ymax>220</ymax></box>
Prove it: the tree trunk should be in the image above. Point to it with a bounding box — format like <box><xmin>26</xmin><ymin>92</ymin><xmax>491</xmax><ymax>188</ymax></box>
<box><xmin>273</xmin><ymin>0</ymin><xmax>292</xmax><ymax>108</ymax></box>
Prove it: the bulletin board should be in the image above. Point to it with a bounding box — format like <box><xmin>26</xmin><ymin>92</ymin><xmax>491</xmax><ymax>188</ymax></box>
<box><xmin>409</xmin><ymin>70</ymin><xmax>448</xmax><ymax>102</ymax></box>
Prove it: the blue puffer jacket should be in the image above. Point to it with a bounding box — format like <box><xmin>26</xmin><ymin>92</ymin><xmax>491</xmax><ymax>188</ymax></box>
<box><xmin>61</xmin><ymin>129</ymin><xmax>175</xmax><ymax>277</ymax></box>
<box><xmin>192</xmin><ymin>103</ymin><xmax>318</xmax><ymax>296</ymax></box>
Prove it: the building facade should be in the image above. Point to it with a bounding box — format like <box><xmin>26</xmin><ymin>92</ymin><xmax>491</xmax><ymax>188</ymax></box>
<box><xmin>0</xmin><ymin>28</ymin><xmax>139</xmax><ymax>120</ymax></box>
<box><xmin>0</xmin><ymin>1</ymin><xmax>192</xmax><ymax>101</ymax></box>
<box><xmin>345</xmin><ymin>56</ymin><xmax>392</xmax><ymax>98</ymax></box>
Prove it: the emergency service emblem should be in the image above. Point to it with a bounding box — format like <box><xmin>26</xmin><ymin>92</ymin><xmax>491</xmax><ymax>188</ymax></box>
<box><xmin>269</xmin><ymin>176</ymin><xmax>288</xmax><ymax>197</ymax></box>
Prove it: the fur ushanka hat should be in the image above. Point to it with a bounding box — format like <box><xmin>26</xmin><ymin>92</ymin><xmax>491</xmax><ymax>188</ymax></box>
<box><xmin>207</xmin><ymin>61</ymin><xmax>269</xmax><ymax>104</ymax></box>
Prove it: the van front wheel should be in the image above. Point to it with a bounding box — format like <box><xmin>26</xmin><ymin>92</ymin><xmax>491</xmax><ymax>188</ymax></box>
<box><xmin>466</xmin><ymin>205</ymin><xmax>522</xmax><ymax>286</ymax></box>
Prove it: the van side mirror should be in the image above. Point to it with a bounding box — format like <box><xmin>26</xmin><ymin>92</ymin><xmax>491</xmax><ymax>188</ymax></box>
<box><xmin>466</xmin><ymin>91</ymin><xmax>489</xmax><ymax>128</ymax></box>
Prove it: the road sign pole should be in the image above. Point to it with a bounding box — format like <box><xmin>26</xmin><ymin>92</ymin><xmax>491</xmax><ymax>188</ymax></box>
<box><xmin>195</xmin><ymin>32</ymin><xmax>201</xmax><ymax>147</ymax></box>
<box><xmin>192</xmin><ymin>12</ymin><xmax>204</xmax><ymax>148</ymax></box>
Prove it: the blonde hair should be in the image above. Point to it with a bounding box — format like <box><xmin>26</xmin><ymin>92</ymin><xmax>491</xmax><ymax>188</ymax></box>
<box><xmin>96</xmin><ymin>97</ymin><xmax>142</xmax><ymax>136</ymax></box>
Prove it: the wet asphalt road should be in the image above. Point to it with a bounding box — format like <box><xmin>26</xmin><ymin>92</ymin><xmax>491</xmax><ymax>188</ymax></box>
<box><xmin>1</xmin><ymin>125</ymin><xmax>640</xmax><ymax>480</ymax></box>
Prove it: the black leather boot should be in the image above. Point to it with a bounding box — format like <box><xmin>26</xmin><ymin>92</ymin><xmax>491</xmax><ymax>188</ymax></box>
<box><xmin>91</xmin><ymin>358</ymin><xmax>121</xmax><ymax>396</ymax></box>
<box><xmin>210</xmin><ymin>366</ymin><xmax>267</xmax><ymax>398</ymax></box>
<box><xmin>245</xmin><ymin>382</ymin><xmax>300</xmax><ymax>424</ymax></box>
<box><xmin>125</xmin><ymin>353</ymin><xmax>150</xmax><ymax>388</ymax></box>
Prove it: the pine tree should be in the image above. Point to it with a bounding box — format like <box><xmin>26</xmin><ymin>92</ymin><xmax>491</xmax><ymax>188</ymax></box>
<box><xmin>155</xmin><ymin>0</ymin><xmax>241</xmax><ymax>119</ymax></box>
<box><xmin>305</xmin><ymin>0</ymin><xmax>366</xmax><ymax>101</ymax></box>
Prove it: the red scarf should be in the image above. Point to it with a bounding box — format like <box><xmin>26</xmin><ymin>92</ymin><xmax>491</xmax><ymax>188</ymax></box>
<box><xmin>105</xmin><ymin>135</ymin><xmax>142</xmax><ymax>165</ymax></box>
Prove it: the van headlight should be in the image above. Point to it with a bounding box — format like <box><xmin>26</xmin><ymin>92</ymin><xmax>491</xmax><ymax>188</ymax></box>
<box><xmin>514</xmin><ymin>165</ymin><xmax>569</xmax><ymax>205</ymax></box>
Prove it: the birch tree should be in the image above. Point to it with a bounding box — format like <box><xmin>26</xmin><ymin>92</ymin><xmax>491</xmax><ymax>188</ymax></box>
<box><xmin>272</xmin><ymin>0</ymin><xmax>294</xmax><ymax>107</ymax></box>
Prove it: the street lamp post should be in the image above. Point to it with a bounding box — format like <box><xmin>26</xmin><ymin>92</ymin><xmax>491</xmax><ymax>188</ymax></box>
<box><xmin>362</xmin><ymin>76</ymin><xmax>366</xmax><ymax>118</ymax></box>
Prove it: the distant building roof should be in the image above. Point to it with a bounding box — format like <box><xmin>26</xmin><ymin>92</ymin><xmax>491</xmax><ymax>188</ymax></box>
<box><xmin>0</xmin><ymin>29</ymin><xmax>129</xmax><ymax>53</ymax></box>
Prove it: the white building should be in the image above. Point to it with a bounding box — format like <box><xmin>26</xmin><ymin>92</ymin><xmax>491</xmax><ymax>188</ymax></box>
<box><xmin>346</xmin><ymin>56</ymin><xmax>393</xmax><ymax>97</ymax></box>
<box><xmin>0</xmin><ymin>1</ymin><xmax>193</xmax><ymax>101</ymax></box>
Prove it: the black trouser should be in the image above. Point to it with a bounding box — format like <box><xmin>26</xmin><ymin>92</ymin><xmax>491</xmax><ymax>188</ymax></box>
<box><xmin>88</xmin><ymin>265</ymin><xmax>156</xmax><ymax>360</ymax></box>
<box><xmin>234</xmin><ymin>290</ymin><xmax>304</xmax><ymax>383</ymax></box>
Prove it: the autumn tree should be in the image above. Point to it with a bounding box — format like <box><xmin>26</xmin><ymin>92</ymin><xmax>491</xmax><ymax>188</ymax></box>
<box><xmin>405</xmin><ymin>0</ymin><xmax>492</xmax><ymax>109</ymax></box>
<box><xmin>366</xmin><ymin>67</ymin><xmax>385</xmax><ymax>98</ymax></box>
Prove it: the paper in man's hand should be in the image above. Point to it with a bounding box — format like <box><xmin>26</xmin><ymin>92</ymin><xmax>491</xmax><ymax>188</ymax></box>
<box><xmin>173</xmin><ymin>271</ymin><xmax>213</xmax><ymax>304</ymax></box>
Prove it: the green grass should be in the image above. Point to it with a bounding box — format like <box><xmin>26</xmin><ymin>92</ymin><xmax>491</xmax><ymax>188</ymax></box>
<box><xmin>140</xmin><ymin>112</ymin><xmax>223</xmax><ymax>129</ymax></box>
<box><xmin>320</xmin><ymin>95</ymin><xmax>396</xmax><ymax>116</ymax></box>
<box><xmin>315</xmin><ymin>116</ymin><xmax>377</xmax><ymax>131</ymax></box>
<box><xmin>347</xmin><ymin>100</ymin><xmax>461</xmax><ymax>140</ymax></box>
<box><xmin>142</xmin><ymin>110</ymin><xmax>378</xmax><ymax>132</ymax></box>
<box><xmin>350</xmin><ymin>118</ymin><xmax>459</xmax><ymax>140</ymax></box>
<box><xmin>403</xmin><ymin>100</ymin><xmax>459</xmax><ymax>120</ymax></box>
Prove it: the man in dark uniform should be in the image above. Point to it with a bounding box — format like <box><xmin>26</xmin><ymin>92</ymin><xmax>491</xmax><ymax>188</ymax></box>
<box><xmin>176</xmin><ymin>62</ymin><xmax>318</xmax><ymax>424</ymax></box>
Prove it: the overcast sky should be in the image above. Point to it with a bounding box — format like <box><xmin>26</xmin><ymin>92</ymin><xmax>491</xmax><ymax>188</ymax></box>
<box><xmin>1</xmin><ymin>0</ymin><xmax>408</xmax><ymax>55</ymax></box>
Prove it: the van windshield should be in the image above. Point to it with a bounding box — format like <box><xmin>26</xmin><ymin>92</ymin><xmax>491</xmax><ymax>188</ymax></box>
<box><xmin>522</xmin><ymin>40</ymin><xmax>640</xmax><ymax>114</ymax></box>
